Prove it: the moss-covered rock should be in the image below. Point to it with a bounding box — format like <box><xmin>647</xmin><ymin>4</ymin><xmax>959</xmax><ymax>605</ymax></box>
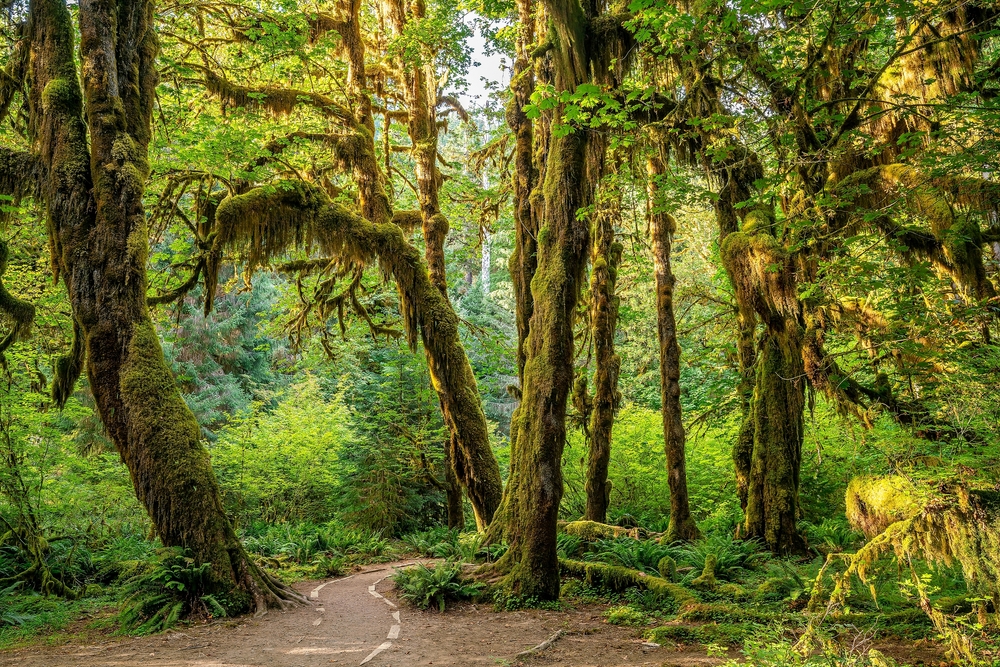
<box><xmin>657</xmin><ymin>555</ymin><xmax>677</xmax><ymax>581</ymax></box>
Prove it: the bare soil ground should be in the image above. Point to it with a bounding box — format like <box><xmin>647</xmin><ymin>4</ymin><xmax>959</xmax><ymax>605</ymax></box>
<box><xmin>0</xmin><ymin>561</ymin><xmax>944</xmax><ymax>667</ymax></box>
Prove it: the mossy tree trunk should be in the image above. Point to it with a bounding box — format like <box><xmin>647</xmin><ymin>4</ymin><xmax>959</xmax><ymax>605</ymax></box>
<box><xmin>719</xmin><ymin>214</ymin><xmax>808</xmax><ymax>555</ymax></box>
<box><xmin>384</xmin><ymin>0</ymin><xmax>469</xmax><ymax>529</ymax></box>
<box><xmin>647</xmin><ymin>155</ymin><xmax>700</xmax><ymax>542</ymax></box>
<box><xmin>489</xmin><ymin>0</ymin><xmax>615</xmax><ymax>598</ymax></box>
<box><xmin>584</xmin><ymin>197</ymin><xmax>621</xmax><ymax>523</ymax></box>
<box><xmin>507</xmin><ymin>0</ymin><xmax>541</xmax><ymax>386</ymax></box>
<box><xmin>24</xmin><ymin>0</ymin><xmax>298</xmax><ymax>612</ymax></box>
<box><xmin>329</xmin><ymin>3</ymin><xmax>502</xmax><ymax>529</ymax></box>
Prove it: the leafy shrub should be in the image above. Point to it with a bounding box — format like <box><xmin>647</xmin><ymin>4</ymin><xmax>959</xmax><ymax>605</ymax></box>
<box><xmin>674</xmin><ymin>532</ymin><xmax>769</xmax><ymax>581</ymax></box>
<box><xmin>392</xmin><ymin>563</ymin><xmax>482</xmax><ymax>611</ymax></box>
<box><xmin>584</xmin><ymin>537</ymin><xmax>673</xmax><ymax>575</ymax></box>
<box><xmin>604</xmin><ymin>604</ymin><xmax>648</xmax><ymax>626</ymax></box>
<box><xmin>118</xmin><ymin>548</ymin><xmax>227</xmax><ymax>635</ymax></box>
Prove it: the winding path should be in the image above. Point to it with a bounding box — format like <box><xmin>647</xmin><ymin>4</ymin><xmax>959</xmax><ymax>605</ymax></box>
<box><xmin>0</xmin><ymin>560</ymin><xmax>709</xmax><ymax>667</ymax></box>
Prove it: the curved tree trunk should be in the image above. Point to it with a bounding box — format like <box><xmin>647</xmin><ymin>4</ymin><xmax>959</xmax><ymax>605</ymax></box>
<box><xmin>584</xmin><ymin>199</ymin><xmax>621</xmax><ymax>523</ymax></box>
<box><xmin>332</xmin><ymin>2</ymin><xmax>502</xmax><ymax>528</ymax></box>
<box><xmin>26</xmin><ymin>0</ymin><xmax>299</xmax><ymax>612</ymax></box>
<box><xmin>647</xmin><ymin>156</ymin><xmax>700</xmax><ymax>542</ymax></box>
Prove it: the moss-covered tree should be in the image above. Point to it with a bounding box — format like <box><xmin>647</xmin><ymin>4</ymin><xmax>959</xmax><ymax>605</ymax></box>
<box><xmin>583</xmin><ymin>194</ymin><xmax>622</xmax><ymax>523</ymax></box>
<box><xmin>647</xmin><ymin>154</ymin><xmax>699</xmax><ymax>542</ymax></box>
<box><xmin>0</xmin><ymin>0</ymin><xmax>301</xmax><ymax>612</ymax></box>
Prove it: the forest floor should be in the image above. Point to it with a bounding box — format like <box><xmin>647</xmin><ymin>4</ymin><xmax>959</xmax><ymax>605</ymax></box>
<box><xmin>0</xmin><ymin>561</ymin><xmax>945</xmax><ymax>667</ymax></box>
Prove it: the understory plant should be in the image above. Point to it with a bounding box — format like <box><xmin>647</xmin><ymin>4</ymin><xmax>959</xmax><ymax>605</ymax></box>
<box><xmin>392</xmin><ymin>562</ymin><xmax>482</xmax><ymax>611</ymax></box>
<box><xmin>117</xmin><ymin>547</ymin><xmax>226</xmax><ymax>635</ymax></box>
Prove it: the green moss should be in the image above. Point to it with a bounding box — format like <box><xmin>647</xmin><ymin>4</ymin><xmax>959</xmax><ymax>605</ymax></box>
<box><xmin>845</xmin><ymin>475</ymin><xmax>923</xmax><ymax>538</ymax></box>
<box><xmin>754</xmin><ymin>577</ymin><xmax>793</xmax><ymax>601</ymax></box>
<box><xmin>691</xmin><ymin>554</ymin><xmax>717</xmax><ymax>590</ymax></box>
<box><xmin>559</xmin><ymin>559</ymin><xmax>698</xmax><ymax>609</ymax></box>
<box><xmin>41</xmin><ymin>78</ymin><xmax>81</xmax><ymax>115</ymax></box>
<box><xmin>657</xmin><ymin>555</ymin><xmax>677</xmax><ymax>581</ymax></box>
<box><xmin>562</xmin><ymin>520</ymin><xmax>637</xmax><ymax>541</ymax></box>
<box><xmin>604</xmin><ymin>605</ymin><xmax>648</xmax><ymax>626</ymax></box>
<box><xmin>645</xmin><ymin>622</ymin><xmax>750</xmax><ymax>646</ymax></box>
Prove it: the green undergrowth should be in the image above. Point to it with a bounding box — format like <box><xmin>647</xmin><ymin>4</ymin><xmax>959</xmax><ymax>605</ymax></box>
<box><xmin>0</xmin><ymin>520</ymin><xmax>411</xmax><ymax>646</ymax></box>
<box><xmin>392</xmin><ymin>562</ymin><xmax>482</xmax><ymax>611</ymax></box>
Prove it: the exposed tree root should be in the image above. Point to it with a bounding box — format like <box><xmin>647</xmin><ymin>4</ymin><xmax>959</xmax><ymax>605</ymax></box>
<box><xmin>516</xmin><ymin>629</ymin><xmax>565</xmax><ymax>659</ymax></box>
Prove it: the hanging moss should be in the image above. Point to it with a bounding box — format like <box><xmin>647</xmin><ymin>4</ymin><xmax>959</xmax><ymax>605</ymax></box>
<box><xmin>0</xmin><ymin>240</ymin><xmax>35</xmax><ymax>367</ymax></box>
<box><xmin>211</xmin><ymin>182</ymin><xmax>503</xmax><ymax>528</ymax></box>
<box><xmin>804</xmin><ymin>476</ymin><xmax>1000</xmax><ymax>663</ymax></box>
<box><xmin>845</xmin><ymin>476</ymin><xmax>925</xmax><ymax>538</ymax></box>
<box><xmin>202</xmin><ymin>69</ymin><xmax>355</xmax><ymax>123</ymax></box>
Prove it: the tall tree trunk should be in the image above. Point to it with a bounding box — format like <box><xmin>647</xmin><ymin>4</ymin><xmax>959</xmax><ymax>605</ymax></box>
<box><xmin>584</xmin><ymin>199</ymin><xmax>621</xmax><ymax>523</ymax></box>
<box><xmin>647</xmin><ymin>156</ymin><xmax>699</xmax><ymax>542</ymax></box>
<box><xmin>744</xmin><ymin>326</ymin><xmax>806</xmax><ymax>554</ymax></box>
<box><xmin>490</xmin><ymin>0</ymin><xmax>611</xmax><ymax>597</ymax></box>
<box><xmin>333</xmin><ymin>1</ymin><xmax>502</xmax><ymax>528</ymax></box>
<box><xmin>27</xmin><ymin>0</ymin><xmax>298</xmax><ymax>612</ymax></box>
<box><xmin>386</xmin><ymin>0</ymin><xmax>473</xmax><ymax>528</ymax></box>
<box><xmin>507</xmin><ymin>0</ymin><xmax>540</xmax><ymax>385</ymax></box>
<box><xmin>719</xmin><ymin>212</ymin><xmax>808</xmax><ymax>555</ymax></box>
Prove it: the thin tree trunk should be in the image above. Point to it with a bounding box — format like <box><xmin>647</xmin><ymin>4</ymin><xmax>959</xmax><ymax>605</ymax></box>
<box><xmin>584</xmin><ymin>200</ymin><xmax>621</xmax><ymax>523</ymax></box>
<box><xmin>647</xmin><ymin>156</ymin><xmax>699</xmax><ymax>542</ymax></box>
<box><xmin>27</xmin><ymin>0</ymin><xmax>299</xmax><ymax>612</ymax></box>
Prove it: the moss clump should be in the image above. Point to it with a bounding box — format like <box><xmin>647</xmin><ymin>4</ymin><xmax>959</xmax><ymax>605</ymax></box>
<box><xmin>657</xmin><ymin>555</ymin><xmax>677</xmax><ymax>581</ymax></box>
<box><xmin>562</xmin><ymin>520</ymin><xmax>638</xmax><ymax>541</ymax></box>
<box><xmin>559</xmin><ymin>558</ymin><xmax>698</xmax><ymax>609</ymax></box>
<box><xmin>604</xmin><ymin>605</ymin><xmax>648</xmax><ymax>626</ymax></box>
<box><xmin>845</xmin><ymin>475</ymin><xmax>923</xmax><ymax>538</ymax></box>
<box><xmin>715</xmin><ymin>583</ymin><xmax>750</xmax><ymax>600</ymax></box>
<box><xmin>41</xmin><ymin>77</ymin><xmax>80</xmax><ymax>114</ymax></box>
<box><xmin>691</xmin><ymin>554</ymin><xmax>717</xmax><ymax>590</ymax></box>
<box><xmin>754</xmin><ymin>576</ymin><xmax>793</xmax><ymax>601</ymax></box>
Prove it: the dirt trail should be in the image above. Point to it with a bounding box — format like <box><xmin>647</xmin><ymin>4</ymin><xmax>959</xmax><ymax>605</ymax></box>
<box><xmin>0</xmin><ymin>561</ymin><xmax>720</xmax><ymax>667</ymax></box>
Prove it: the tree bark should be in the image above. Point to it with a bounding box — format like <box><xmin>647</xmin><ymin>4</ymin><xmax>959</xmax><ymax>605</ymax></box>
<box><xmin>647</xmin><ymin>156</ymin><xmax>700</xmax><ymax>542</ymax></box>
<box><xmin>584</xmin><ymin>199</ymin><xmax>621</xmax><ymax>523</ymax></box>
<box><xmin>444</xmin><ymin>436</ymin><xmax>465</xmax><ymax>529</ymax></box>
<box><xmin>26</xmin><ymin>0</ymin><xmax>299</xmax><ymax>612</ymax></box>
<box><xmin>329</xmin><ymin>1</ymin><xmax>502</xmax><ymax>529</ymax></box>
<box><xmin>488</xmin><ymin>0</ymin><xmax>613</xmax><ymax>598</ymax></box>
<box><xmin>719</xmin><ymin>215</ymin><xmax>808</xmax><ymax>555</ymax></box>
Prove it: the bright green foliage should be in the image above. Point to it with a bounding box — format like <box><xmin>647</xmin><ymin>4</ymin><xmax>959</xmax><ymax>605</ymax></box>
<box><xmin>117</xmin><ymin>548</ymin><xmax>226</xmax><ymax>635</ymax></box>
<box><xmin>209</xmin><ymin>376</ymin><xmax>353</xmax><ymax>526</ymax></box>
<box><xmin>392</xmin><ymin>563</ymin><xmax>482</xmax><ymax>611</ymax></box>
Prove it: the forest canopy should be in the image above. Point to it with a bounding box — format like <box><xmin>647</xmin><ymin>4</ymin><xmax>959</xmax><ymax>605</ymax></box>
<box><xmin>0</xmin><ymin>0</ymin><xmax>998</xmax><ymax>663</ymax></box>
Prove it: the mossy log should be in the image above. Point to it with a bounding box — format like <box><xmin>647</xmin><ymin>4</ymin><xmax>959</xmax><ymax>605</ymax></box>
<box><xmin>559</xmin><ymin>558</ymin><xmax>698</xmax><ymax>609</ymax></box>
<box><xmin>561</xmin><ymin>520</ymin><xmax>638</xmax><ymax>541</ymax></box>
